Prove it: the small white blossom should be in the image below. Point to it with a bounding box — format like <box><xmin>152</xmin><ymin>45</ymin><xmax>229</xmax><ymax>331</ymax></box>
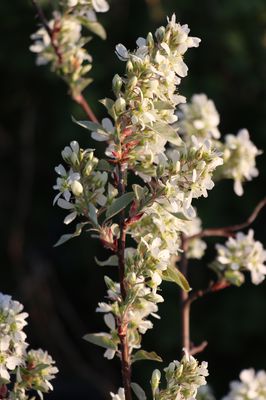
<box><xmin>110</xmin><ymin>388</ymin><xmax>125</xmax><ymax>400</ymax></box>
<box><xmin>211</xmin><ymin>230</ymin><xmax>266</xmax><ymax>286</ymax></box>
<box><xmin>178</xmin><ymin>94</ymin><xmax>221</xmax><ymax>142</ymax></box>
<box><xmin>223</xmin><ymin>369</ymin><xmax>266</xmax><ymax>400</ymax></box>
<box><xmin>25</xmin><ymin>349</ymin><xmax>58</xmax><ymax>392</ymax></box>
<box><xmin>221</xmin><ymin>129</ymin><xmax>261</xmax><ymax>196</ymax></box>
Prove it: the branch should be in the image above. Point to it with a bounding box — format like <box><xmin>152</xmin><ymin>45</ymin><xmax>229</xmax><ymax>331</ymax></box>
<box><xmin>179</xmin><ymin>236</ymin><xmax>190</xmax><ymax>353</ymax></box>
<box><xmin>190</xmin><ymin>341</ymin><xmax>208</xmax><ymax>356</ymax></box>
<box><xmin>72</xmin><ymin>94</ymin><xmax>99</xmax><ymax>124</ymax></box>
<box><xmin>31</xmin><ymin>0</ymin><xmax>99</xmax><ymax>123</ymax></box>
<box><xmin>116</xmin><ymin>161</ymin><xmax>132</xmax><ymax>400</ymax></box>
<box><xmin>188</xmin><ymin>197</ymin><xmax>266</xmax><ymax>241</ymax></box>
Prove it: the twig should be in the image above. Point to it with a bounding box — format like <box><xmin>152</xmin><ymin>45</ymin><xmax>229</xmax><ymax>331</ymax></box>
<box><xmin>72</xmin><ymin>93</ymin><xmax>99</xmax><ymax>124</ymax></box>
<box><xmin>190</xmin><ymin>341</ymin><xmax>208</xmax><ymax>356</ymax></box>
<box><xmin>31</xmin><ymin>0</ymin><xmax>63</xmax><ymax>64</ymax></box>
<box><xmin>188</xmin><ymin>197</ymin><xmax>266</xmax><ymax>241</ymax></box>
<box><xmin>117</xmin><ymin>161</ymin><xmax>132</xmax><ymax>400</ymax></box>
<box><xmin>31</xmin><ymin>0</ymin><xmax>99</xmax><ymax>123</ymax></box>
<box><xmin>179</xmin><ymin>235</ymin><xmax>190</xmax><ymax>353</ymax></box>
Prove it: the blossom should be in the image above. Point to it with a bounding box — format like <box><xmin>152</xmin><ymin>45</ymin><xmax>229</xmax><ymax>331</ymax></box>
<box><xmin>152</xmin><ymin>350</ymin><xmax>209</xmax><ymax>400</ymax></box>
<box><xmin>183</xmin><ymin>213</ymin><xmax>207</xmax><ymax>260</ymax></box>
<box><xmin>223</xmin><ymin>369</ymin><xmax>266</xmax><ymax>400</ymax></box>
<box><xmin>110</xmin><ymin>388</ymin><xmax>125</xmax><ymax>400</ymax></box>
<box><xmin>210</xmin><ymin>230</ymin><xmax>266</xmax><ymax>286</ymax></box>
<box><xmin>220</xmin><ymin>129</ymin><xmax>261</xmax><ymax>196</ymax></box>
<box><xmin>178</xmin><ymin>94</ymin><xmax>221</xmax><ymax>142</ymax></box>
<box><xmin>0</xmin><ymin>293</ymin><xmax>28</xmax><ymax>343</ymax></box>
<box><xmin>30</xmin><ymin>14</ymin><xmax>93</xmax><ymax>95</ymax></box>
<box><xmin>23</xmin><ymin>349</ymin><xmax>58</xmax><ymax>393</ymax></box>
<box><xmin>91</xmin><ymin>14</ymin><xmax>200</xmax><ymax>177</ymax></box>
<box><xmin>0</xmin><ymin>336</ymin><xmax>24</xmax><ymax>382</ymax></box>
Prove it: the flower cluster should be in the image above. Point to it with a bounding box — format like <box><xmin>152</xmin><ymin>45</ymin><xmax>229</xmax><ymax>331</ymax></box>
<box><xmin>177</xmin><ymin>93</ymin><xmax>221</xmax><ymax>142</ymax></box>
<box><xmin>177</xmin><ymin>95</ymin><xmax>261</xmax><ymax>196</ymax></box>
<box><xmin>53</xmin><ymin>140</ymin><xmax>115</xmax><ymax>229</ymax></box>
<box><xmin>151</xmin><ymin>350</ymin><xmax>209</xmax><ymax>400</ymax></box>
<box><xmin>161</xmin><ymin>138</ymin><xmax>223</xmax><ymax>217</ymax></box>
<box><xmin>86</xmin><ymin>15</ymin><xmax>200</xmax><ymax>175</ymax></box>
<box><xmin>219</xmin><ymin>129</ymin><xmax>261</xmax><ymax>196</ymax></box>
<box><xmin>30</xmin><ymin>0</ymin><xmax>109</xmax><ymax>95</ymax></box>
<box><xmin>196</xmin><ymin>385</ymin><xmax>216</xmax><ymax>400</ymax></box>
<box><xmin>0</xmin><ymin>293</ymin><xmax>58</xmax><ymax>399</ymax></box>
<box><xmin>223</xmin><ymin>369</ymin><xmax>266</xmax><ymax>400</ymax></box>
<box><xmin>210</xmin><ymin>230</ymin><xmax>266</xmax><ymax>286</ymax></box>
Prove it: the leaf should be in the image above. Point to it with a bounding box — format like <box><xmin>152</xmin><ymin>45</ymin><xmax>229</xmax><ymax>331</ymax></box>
<box><xmin>154</xmin><ymin>101</ymin><xmax>175</xmax><ymax>110</ymax></box>
<box><xmin>83</xmin><ymin>333</ymin><xmax>116</xmax><ymax>349</ymax></box>
<box><xmin>131</xmin><ymin>383</ymin><xmax>147</xmax><ymax>400</ymax></box>
<box><xmin>132</xmin><ymin>350</ymin><xmax>163</xmax><ymax>363</ymax></box>
<box><xmin>88</xmin><ymin>203</ymin><xmax>99</xmax><ymax>227</ymax></box>
<box><xmin>105</xmin><ymin>192</ymin><xmax>135</xmax><ymax>220</ymax></box>
<box><xmin>163</xmin><ymin>264</ymin><xmax>191</xmax><ymax>292</ymax></box>
<box><xmin>54</xmin><ymin>223</ymin><xmax>87</xmax><ymax>247</ymax></box>
<box><xmin>132</xmin><ymin>184</ymin><xmax>146</xmax><ymax>201</ymax></box>
<box><xmin>78</xmin><ymin>17</ymin><xmax>107</xmax><ymax>40</ymax></box>
<box><xmin>99</xmin><ymin>98</ymin><xmax>116</xmax><ymax>119</ymax></box>
<box><xmin>170</xmin><ymin>212</ymin><xmax>192</xmax><ymax>221</ymax></box>
<box><xmin>95</xmin><ymin>255</ymin><xmax>119</xmax><ymax>267</ymax></box>
<box><xmin>150</xmin><ymin>121</ymin><xmax>182</xmax><ymax>146</ymax></box>
<box><xmin>72</xmin><ymin>116</ymin><xmax>102</xmax><ymax>132</ymax></box>
<box><xmin>97</xmin><ymin>159</ymin><xmax>114</xmax><ymax>172</ymax></box>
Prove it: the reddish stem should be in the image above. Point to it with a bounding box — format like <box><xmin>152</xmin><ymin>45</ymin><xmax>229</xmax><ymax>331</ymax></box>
<box><xmin>117</xmin><ymin>162</ymin><xmax>132</xmax><ymax>400</ymax></box>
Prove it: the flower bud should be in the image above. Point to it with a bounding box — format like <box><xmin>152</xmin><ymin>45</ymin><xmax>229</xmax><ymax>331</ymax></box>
<box><xmin>151</xmin><ymin>369</ymin><xmax>161</xmax><ymax>395</ymax></box>
<box><xmin>115</xmin><ymin>97</ymin><xmax>126</xmax><ymax>113</ymax></box>
<box><xmin>155</xmin><ymin>26</ymin><xmax>165</xmax><ymax>42</ymax></box>
<box><xmin>126</xmin><ymin>60</ymin><xmax>133</xmax><ymax>74</ymax></box>
<box><xmin>112</xmin><ymin>74</ymin><xmax>123</xmax><ymax>96</ymax></box>
<box><xmin>146</xmin><ymin>32</ymin><xmax>154</xmax><ymax>48</ymax></box>
<box><xmin>128</xmin><ymin>76</ymin><xmax>138</xmax><ymax>89</ymax></box>
<box><xmin>71</xmin><ymin>180</ymin><xmax>83</xmax><ymax>196</ymax></box>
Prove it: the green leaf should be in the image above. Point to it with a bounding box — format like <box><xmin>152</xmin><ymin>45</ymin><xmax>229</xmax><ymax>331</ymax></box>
<box><xmin>54</xmin><ymin>223</ymin><xmax>87</xmax><ymax>247</ymax></box>
<box><xmin>78</xmin><ymin>17</ymin><xmax>107</xmax><ymax>40</ymax></box>
<box><xmin>154</xmin><ymin>101</ymin><xmax>175</xmax><ymax>110</ymax></box>
<box><xmin>163</xmin><ymin>264</ymin><xmax>191</xmax><ymax>292</ymax></box>
<box><xmin>88</xmin><ymin>203</ymin><xmax>99</xmax><ymax>227</ymax></box>
<box><xmin>95</xmin><ymin>255</ymin><xmax>119</xmax><ymax>267</ymax></box>
<box><xmin>131</xmin><ymin>383</ymin><xmax>147</xmax><ymax>400</ymax></box>
<box><xmin>83</xmin><ymin>333</ymin><xmax>116</xmax><ymax>349</ymax></box>
<box><xmin>99</xmin><ymin>98</ymin><xmax>116</xmax><ymax>119</ymax></box>
<box><xmin>105</xmin><ymin>192</ymin><xmax>135</xmax><ymax>220</ymax></box>
<box><xmin>150</xmin><ymin>121</ymin><xmax>182</xmax><ymax>146</ymax></box>
<box><xmin>72</xmin><ymin>116</ymin><xmax>102</xmax><ymax>132</ymax></box>
<box><xmin>97</xmin><ymin>159</ymin><xmax>114</xmax><ymax>172</ymax></box>
<box><xmin>170</xmin><ymin>212</ymin><xmax>192</xmax><ymax>221</ymax></box>
<box><xmin>132</xmin><ymin>350</ymin><xmax>163</xmax><ymax>363</ymax></box>
<box><xmin>132</xmin><ymin>184</ymin><xmax>146</xmax><ymax>201</ymax></box>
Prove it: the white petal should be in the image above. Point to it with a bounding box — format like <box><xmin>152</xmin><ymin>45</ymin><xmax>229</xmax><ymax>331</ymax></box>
<box><xmin>64</xmin><ymin>211</ymin><xmax>77</xmax><ymax>225</ymax></box>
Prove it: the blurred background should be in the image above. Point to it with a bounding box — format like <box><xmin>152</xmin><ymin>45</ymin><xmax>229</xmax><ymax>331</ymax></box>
<box><xmin>1</xmin><ymin>0</ymin><xmax>266</xmax><ymax>398</ymax></box>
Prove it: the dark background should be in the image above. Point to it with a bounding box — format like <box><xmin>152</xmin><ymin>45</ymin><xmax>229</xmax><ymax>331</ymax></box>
<box><xmin>1</xmin><ymin>0</ymin><xmax>266</xmax><ymax>398</ymax></box>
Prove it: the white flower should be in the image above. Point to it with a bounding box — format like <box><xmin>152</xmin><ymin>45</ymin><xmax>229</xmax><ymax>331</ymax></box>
<box><xmin>221</xmin><ymin>129</ymin><xmax>261</xmax><ymax>196</ymax></box>
<box><xmin>25</xmin><ymin>349</ymin><xmax>58</xmax><ymax>392</ymax></box>
<box><xmin>212</xmin><ymin>230</ymin><xmax>266</xmax><ymax>286</ymax></box>
<box><xmin>0</xmin><ymin>293</ymin><xmax>28</xmax><ymax>343</ymax></box>
<box><xmin>178</xmin><ymin>94</ymin><xmax>221</xmax><ymax>142</ymax></box>
<box><xmin>223</xmin><ymin>369</ymin><xmax>266</xmax><ymax>400</ymax></box>
<box><xmin>110</xmin><ymin>388</ymin><xmax>125</xmax><ymax>400</ymax></box>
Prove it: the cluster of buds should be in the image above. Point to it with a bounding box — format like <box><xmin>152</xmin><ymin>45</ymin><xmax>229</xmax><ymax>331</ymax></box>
<box><xmin>0</xmin><ymin>293</ymin><xmax>58</xmax><ymax>399</ymax></box>
<box><xmin>210</xmin><ymin>230</ymin><xmax>266</xmax><ymax>286</ymax></box>
<box><xmin>30</xmin><ymin>0</ymin><xmax>109</xmax><ymax>96</ymax></box>
<box><xmin>151</xmin><ymin>350</ymin><xmax>209</xmax><ymax>400</ymax></box>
